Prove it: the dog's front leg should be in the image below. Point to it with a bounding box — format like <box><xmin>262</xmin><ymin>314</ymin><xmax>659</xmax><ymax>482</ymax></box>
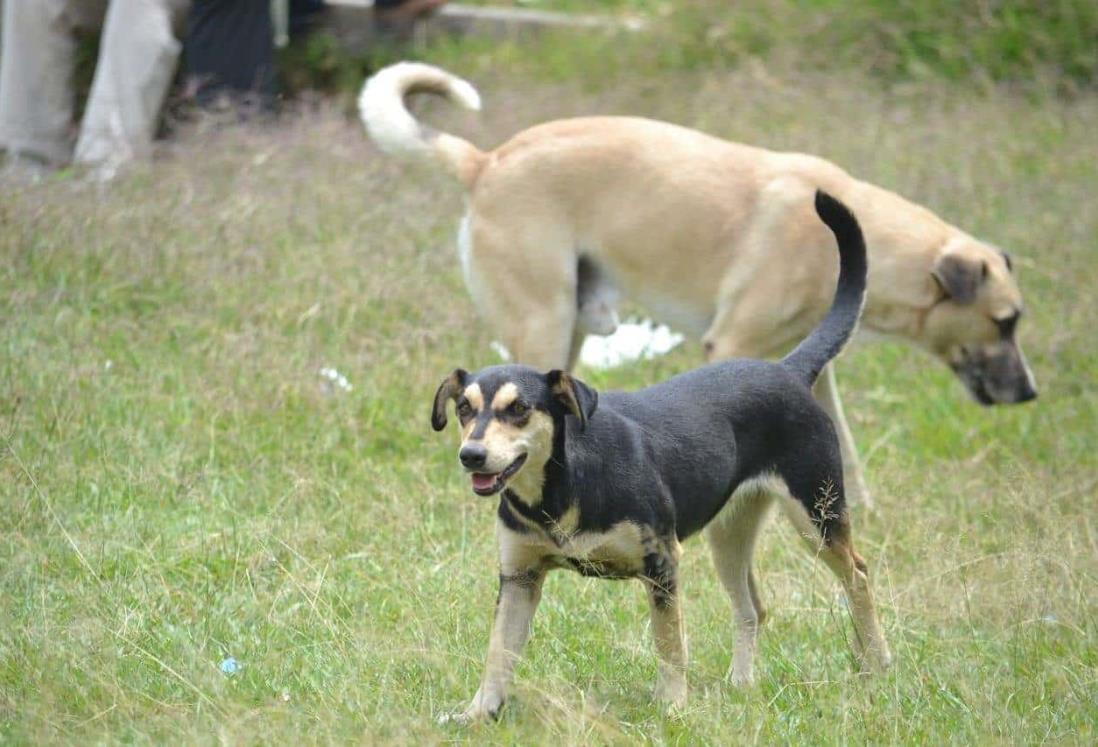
<box><xmin>644</xmin><ymin>554</ymin><xmax>688</xmax><ymax>709</ymax></box>
<box><xmin>453</xmin><ymin>568</ymin><xmax>546</xmax><ymax>723</ymax></box>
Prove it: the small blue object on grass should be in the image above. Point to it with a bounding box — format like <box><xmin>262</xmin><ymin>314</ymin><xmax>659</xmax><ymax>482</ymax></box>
<box><xmin>220</xmin><ymin>656</ymin><xmax>241</xmax><ymax>675</ymax></box>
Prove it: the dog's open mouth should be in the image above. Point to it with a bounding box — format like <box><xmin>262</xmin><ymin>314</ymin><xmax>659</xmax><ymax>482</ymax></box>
<box><xmin>470</xmin><ymin>454</ymin><xmax>527</xmax><ymax>496</ymax></box>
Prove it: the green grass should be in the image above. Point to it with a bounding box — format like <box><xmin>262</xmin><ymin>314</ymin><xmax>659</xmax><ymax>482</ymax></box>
<box><xmin>2</xmin><ymin>67</ymin><xmax>1097</xmax><ymax>743</ymax></box>
<box><xmin>279</xmin><ymin>0</ymin><xmax>1098</xmax><ymax>104</ymax></box>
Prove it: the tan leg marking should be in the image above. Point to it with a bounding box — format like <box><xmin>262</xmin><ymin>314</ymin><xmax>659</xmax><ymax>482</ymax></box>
<box><xmin>644</xmin><ymin>562</ymin><xmax>687</xmax><ymax>709</ymax></box>
<box><xmin>776</xmin><ymin>494</ymin><xmax>892</xmax><ymax>674</ymax></box>
<box><xmin>817</xmin><ymin>529</ymin><xmax>892</xmax><ymax>673</ymax></box>
<box><xmin>453</xmin><ymin>526</ymin><xmax>546</xmax><ymax>723</ymax></box>
<box><xmin>462</xmin><ymin>571</ymin><xmax>544</xmax><ymax>721</ymax></box>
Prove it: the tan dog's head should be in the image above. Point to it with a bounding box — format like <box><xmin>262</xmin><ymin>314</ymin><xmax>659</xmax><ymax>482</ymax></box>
<box><xmin>431</xmin><ymin>365</ymin><xmax>598</xmax><ymax>498</ymax></box>
<box><xmin>923</xmin><ymin>237</ymin><xmax>1037</xmax><ymax>405</ymax></box>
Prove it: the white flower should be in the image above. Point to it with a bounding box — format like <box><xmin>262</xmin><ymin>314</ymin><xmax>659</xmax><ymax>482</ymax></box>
<box><xmin>318</xmin><ymin>367</ymin><xmax>353</xmax><ymax>393</ymax></box>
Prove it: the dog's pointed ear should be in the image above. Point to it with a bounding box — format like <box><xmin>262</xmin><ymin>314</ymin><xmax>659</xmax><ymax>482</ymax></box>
<box><xmin>547</xmin><ymin>370</ymin><xmax>598</xmax><ymax>430</ymax></box>
<box><xmin>932</xmin><ymin>252</ymin><xmax>988</xmax><ymax>305</ymax></box>
<box><xmin>431</xmin><ymin>369</ymin><xmax>467</xmax><ymax>431</ymax></box>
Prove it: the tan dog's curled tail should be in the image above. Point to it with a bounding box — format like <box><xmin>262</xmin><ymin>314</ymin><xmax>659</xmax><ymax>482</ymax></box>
<box><xmin>359</xmin><ymin>62</ymin><xmax>487</xmax><ymax>188</ymax></box>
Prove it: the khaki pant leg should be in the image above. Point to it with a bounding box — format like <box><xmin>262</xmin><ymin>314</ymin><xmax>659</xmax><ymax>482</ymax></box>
<box><xmin>73</xmin><ymin>0</ymin><xmax>189</xmax><ymax>171</ymax></box>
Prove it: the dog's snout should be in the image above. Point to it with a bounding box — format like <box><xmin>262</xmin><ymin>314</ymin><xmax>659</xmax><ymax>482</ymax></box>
<box><xmin>459</xmin><ymin>443</ymin><xmax>488</xmax><ymax>470</ymax></box>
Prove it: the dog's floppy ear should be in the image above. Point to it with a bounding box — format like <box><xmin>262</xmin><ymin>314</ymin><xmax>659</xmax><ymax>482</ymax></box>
<box><xmin>932</xmin><ymin>252</ymin><xmax>988</xmax><ymax>305</ymax></box>
<box><xmin>547</xmin><ymin>370</ymin><xmax>598</xmax><ymax>430</ymax></box>
<box><xmin>431</xmin><ymin>368</ymin><xmax>467</xmax><ymax>431</ymax></box>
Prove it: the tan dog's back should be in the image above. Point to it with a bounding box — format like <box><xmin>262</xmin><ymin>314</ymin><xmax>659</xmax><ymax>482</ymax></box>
<box><xmin>360</xmin><ymin>63</ymin><xmax>1035</xmax><ymax>509</ymax></box>
<box><xmin>467</xmin><ymin>117</ymin><xmax>858</xmax><ymax>343</ymax></box>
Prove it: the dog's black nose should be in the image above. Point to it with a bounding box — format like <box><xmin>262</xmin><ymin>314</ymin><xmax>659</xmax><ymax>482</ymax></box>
<box><xmin>459</xmin><ymin>444</ymin><xmax>488</xmax><ymax>469</ymax></box>
<box><xmin>1017</xmin><ymin>381</ymin><xmax>1038</xmax><ymax>403</ymax></box>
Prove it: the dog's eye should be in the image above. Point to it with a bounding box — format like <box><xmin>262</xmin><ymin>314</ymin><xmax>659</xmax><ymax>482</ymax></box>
<box><xmin>511</xmin><ymin>402</ymin><xmax>528</xmax><ymax>416</ymax></box>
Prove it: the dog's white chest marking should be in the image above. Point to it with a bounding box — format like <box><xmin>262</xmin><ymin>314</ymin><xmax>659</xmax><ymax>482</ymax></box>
<box><xmin>546</xmin><ymin>521</ymin><xmax>647</xmax><ymax>577</ymax></box>
<box><xmin>505</xmin><ymin>508</ymin><xmax>648</xmax><ymax>578</ymax></box>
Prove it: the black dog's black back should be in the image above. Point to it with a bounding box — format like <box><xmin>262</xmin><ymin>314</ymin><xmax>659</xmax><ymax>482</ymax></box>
<box><xmin>548</xmin><ymin>360</ymin><xmax>842</xmax><ymax>540</ymax></box>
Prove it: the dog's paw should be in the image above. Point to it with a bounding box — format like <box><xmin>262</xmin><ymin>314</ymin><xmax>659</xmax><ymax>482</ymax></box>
<box><xmin>437</xmin><ymin>697</ymin><xmax>503</xmax><ymax>725</ymax></box>
<box><xmin>729</xmin><ymin>668</ymin><xmax>755</xmax><ymax>688</ymax></box>
<box><xmin>879</xmin><ymin>647</ymin><xmax>894</xmax><ymax>670</ymax></box>
<box><xmin>654</xmin><ymin>676</ymin><xmax>688</xmax><ymax>711</ymax></box>
<box><xmin>727</xmin><ymin>655</ymin><xmax>756</xmax><ymax>687</ymax></box>
<box><xmin>860</xmin><ymin>643</ymin><xmax>893</xmax><ymax>674</ymax></box>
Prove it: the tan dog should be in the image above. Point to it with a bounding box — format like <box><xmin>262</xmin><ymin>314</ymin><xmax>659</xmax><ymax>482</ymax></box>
<box><xmin>360</xmin><ymin>62</ymin><xmax>1037</xmax><ymax>507</ymax></box>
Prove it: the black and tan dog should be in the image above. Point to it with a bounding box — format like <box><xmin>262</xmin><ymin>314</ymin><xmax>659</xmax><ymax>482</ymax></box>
<box><xmin>431</xmin><ymin>193</ymin><xmax>891</xmax><ymax>722</ymax></box>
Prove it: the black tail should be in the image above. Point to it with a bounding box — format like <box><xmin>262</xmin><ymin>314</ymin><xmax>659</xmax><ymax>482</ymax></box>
<box><xmin>781</xmin><ymin>191</ymin><xmax>868</xmax><ymax>386</ymax></box>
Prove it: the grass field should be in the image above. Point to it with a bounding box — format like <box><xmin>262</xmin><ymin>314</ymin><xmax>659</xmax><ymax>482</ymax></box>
<box><xmin>2</xmin><ymin>64</ymin><xmax>1097</xmax><ymax>744</ymax></box>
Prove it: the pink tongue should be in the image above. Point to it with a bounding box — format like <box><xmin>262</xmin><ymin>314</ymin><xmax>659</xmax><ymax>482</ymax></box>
<box><xmin>472</xmin><ymin>473</ymin><xmax>497</xmax><ymax>491</ymax></box>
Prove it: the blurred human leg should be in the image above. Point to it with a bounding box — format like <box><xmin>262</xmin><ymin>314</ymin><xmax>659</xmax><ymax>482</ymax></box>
<box><xmin>0</xmin><ymin>0</ymin><xmax>105</xmax><ymax>165</ymax></box>
<box><xmin>74</xmin><ymin>0</ymin><xmax>189</xmax><ymax>175</ymax></box>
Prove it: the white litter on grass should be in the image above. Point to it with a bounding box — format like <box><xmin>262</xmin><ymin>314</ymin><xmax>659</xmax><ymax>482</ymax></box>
<box><xmin>579</xmin><ymin>319</ymin><xmax>684</xmax><ymax>370</ymax></box>
<box><xmin>489</xmin><ymin>319</ymin><xmax>685</xmax><ymax>370</ymax></box>
<box><xmin>318</xmin><ymin>366</ymin><xmax>353</xmax><ymax>394</ymax></box>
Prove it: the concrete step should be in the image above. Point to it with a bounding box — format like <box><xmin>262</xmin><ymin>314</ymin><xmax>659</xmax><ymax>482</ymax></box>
<box><xmin>316</xmin><ymin>1</ymin><xmax>644</xmax><ymax>48</ymax></box>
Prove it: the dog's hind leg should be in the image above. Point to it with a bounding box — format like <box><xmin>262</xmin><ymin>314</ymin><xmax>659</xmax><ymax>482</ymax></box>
<box><xmin>706</xmin><ymin>486</ymin><xmax>775</xmax><ymax>686</ymax></box>
<box><xmin>821</xmin><ymin>530</ymin><xmax>892</xmax><ymax>674</ymax></box>
<box><xmin>702</xmin><ymin>179</ymin><xmax>826</xmax><ymax>363</ymax></box>
<box><xmin>776</xmin><ymin>487</ymin><xmax>891</xmax><ymax>674</ymax></box>
<box><xmin>460</xmin><ymin>213</ymin><xmax>578</xmax><ymax>369</ymax></box>
<box><xmin>502</xmin><ymin>300</ymin><xmax>578</xmax><ymax>370</ymax></box>
<box><xmin>812</xmin><ymin>528</ymin><xmax>892</xmax><ymax>673</ymax></box>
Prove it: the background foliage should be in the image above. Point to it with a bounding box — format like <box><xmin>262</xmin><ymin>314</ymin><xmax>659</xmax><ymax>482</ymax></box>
<box><xmin>280</xmin><ymin>0</ymin><xmax>1098</xmax><ymax>101</ymax></box>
